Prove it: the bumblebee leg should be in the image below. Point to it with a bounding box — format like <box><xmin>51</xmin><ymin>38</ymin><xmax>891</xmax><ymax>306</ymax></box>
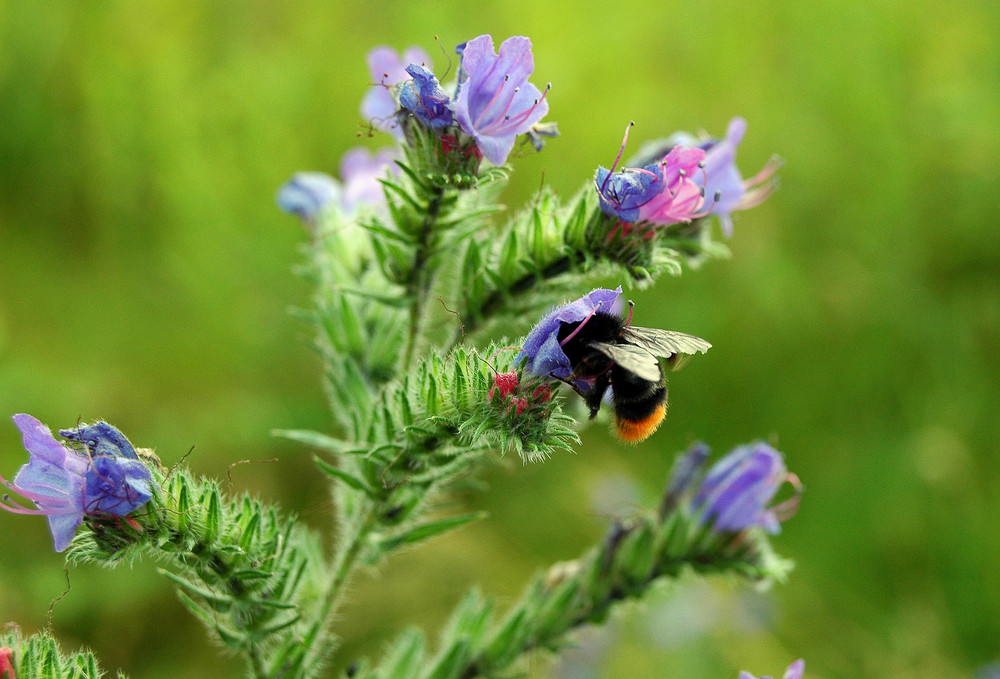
<box><xmin>549</xmin><ymin>372</ymin><xmax>587</xmax><ymax>398</ymax></box>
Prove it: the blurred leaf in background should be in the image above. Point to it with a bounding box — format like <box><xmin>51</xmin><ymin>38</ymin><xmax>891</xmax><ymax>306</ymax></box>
<box><xmin>1</xmin><ymin>1</ymin><xmax>998</xmax><ymax>678</ymax></box>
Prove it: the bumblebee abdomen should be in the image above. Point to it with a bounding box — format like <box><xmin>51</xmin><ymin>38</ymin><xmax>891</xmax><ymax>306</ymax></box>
<box><xmin>611</xmin><ymin>375</ymin><xmax>668</xmax><ymax>443</ymax></box>
<box><xmin>614</xmin><ymin>401</ymin><xmax>667</xmax><ymax>443</ymax></box>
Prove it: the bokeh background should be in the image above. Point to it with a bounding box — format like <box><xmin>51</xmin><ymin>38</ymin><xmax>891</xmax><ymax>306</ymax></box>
<box><xmin>2</xmin><ymin>1</ymin><xmax>998</xmax><ymax>677</ymax></box>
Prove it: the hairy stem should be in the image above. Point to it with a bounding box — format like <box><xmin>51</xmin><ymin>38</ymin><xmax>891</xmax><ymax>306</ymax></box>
<box><xmin>403</xmin><ymin>185</ymin><xmax>445</xmax><ymax>369</ymax></box>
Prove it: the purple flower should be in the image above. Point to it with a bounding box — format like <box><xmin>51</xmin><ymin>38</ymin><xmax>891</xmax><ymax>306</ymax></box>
<box><xmin>453</xmin><ymin>35</ymin><xmax>550</xmax><ymax>166</ymax></box>
<box><xmin>59</xmin><ymin>421</ymin><xmax>139</xmax><ymax>459</ymax></box>
<box><xmin>339</xmin><ymin>146</ymin><xmax>399</xmax><ymax>214</ymax></box>
<box><xmin>85</xmin><ymin>455</ymin><xmax>154</xmax><ymax>515</ymax></box>
<box><xmin>277</xmin><ymin>172</ymin><xmax>341</xmax><ymax>222</ymax></box>
<box><xmin>595</xmin><ymin>124</ymin><xmax>707</xmax><ymax>225</ymax></box>
<box><xmin>1</xmin><ymin>414</ymin><xmax>155</xmax><ymax>552</ymax></box>
<box><xmin>692</xmin><ymin>442</ymin><xmax>795</xmax><ymax>534</ymax></box>
<box><xmin>516</xmin><ymin>287</ymin><xmax>624</xmax><ymax>385</ymax></box>
<box><xmin>398</xmin><ymin>64</ymin><xmax>454</xmax><ymax>130</ymax></box>
<box><xmin>740</xmin><ymin>659</ymin><xmax>806</xmax><ymax>679</ymax></box>
<box><xmin>278</xmin><ymin>147</ymin><xmax>399</xmax><ymax>221</ymax></box>
<box><xmin>665</xmin><ymin>442</ymin><xmax>710</xmax><ymax>498</ymax></box>
<box><xmin>666</xmin><ymin>117</ymin><xmax>779</xmax><ymax>237</ymax></box>
<box><xmin>2</xmin><ymin>414</ymin><xmax>89</xmax><ymax>551</ymax></box>
<box><xmin>361</xmin><ymin>45</ymin><xmax>433</xmax><ymax>137</ymax></box>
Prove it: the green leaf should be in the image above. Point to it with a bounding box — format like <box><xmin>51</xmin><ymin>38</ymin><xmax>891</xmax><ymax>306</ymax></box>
<box><xmin>159</xmin><ymin>568</ymin><xmax>234</xmax><ymax>609</ymax></box>
<box><xmin>313</xmin><ymin>455</ymin><xmax>377</xmax><ymax>498</ymax></box>
<box><xmin>376</xmin><ymin>628</ymin><xmax>426</xmax><ymax>679</ymax></box>
<box><xmin>359</xmin><ymin>219</ymin><xmax>417</xmax><ymax>245</ymax></box>
<box><xmin>374</xmin><ymin>511</ymin><xmax>487</xmax><ymax>553</ymax></box>
<box><xmin>273</xmin><ymin>428</ymin><xmax>354</xmax><ymax>453</ymax></box>
<box><xmin>420</xmin><ymin>639</ymin><xmax>470</xmax><ymax>679</ymax></box>
<box><xmin>338</xmin><ymin>286</ymin><xmax>409</xmax><ymax>308</ymax></box>
<box><xmin>202</xmin><ymin>484</ymin><xmax>222</xmax><ymax>545</ymax></box>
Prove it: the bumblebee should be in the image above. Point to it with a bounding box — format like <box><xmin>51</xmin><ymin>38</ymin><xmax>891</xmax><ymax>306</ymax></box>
<box><xmin>555</xmin><ymin>303</ymin><xmax>711</xmax><ymax>443</ymax></box>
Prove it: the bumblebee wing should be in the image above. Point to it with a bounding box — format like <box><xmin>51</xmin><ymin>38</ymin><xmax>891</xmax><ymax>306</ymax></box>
<box><xmin>585</xmin><ymin>341</ymin><xmax>662</xmax><ymax>382</ymax></box>
<box><xmin>620</xmin><ymin>326</ymin><xmax>712</xmax><ymax>359</ymax></box>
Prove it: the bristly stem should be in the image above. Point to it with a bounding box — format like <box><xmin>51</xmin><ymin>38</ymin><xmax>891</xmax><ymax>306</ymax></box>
<box><xmin>403</xmin><ymin>185</ymin><xmax>445</xmax><ymax>370</ymax></box>
<box><xmin>309</xmin><ymin>504</ymin><xmax>376</xmax><ymax>669</ymax></box>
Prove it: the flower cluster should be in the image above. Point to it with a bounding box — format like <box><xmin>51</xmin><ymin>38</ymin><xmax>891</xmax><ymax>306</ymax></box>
<box><xmin>595</xmin><ymin>124</ymin><xmax>708</xmax><ymax>227</ymax></box>
<box><xmin>1</xmin><ymin>414</ymin><xmax>155</xmax><ymax>552</ymax></box>
<box><xmin>594</xmin><ymin>117</ymin><xmax>779</xmax><ymax>239</ymax></box>
<box><xmin>627</xmin><ymin>117</ymin><xmax>780</xmax><ymax>237</ymax></box>
<box><xmin>277</xmin><ymin>147</ymin><xmax>400</xmax><ymax>224</ymax></box>
<box><xmin>488</xmin><ymin>368</ymin><xmax>553</xmax><ymax>420</ymax></box>
<box><xmin>380</xmin><ymin>35</ymin><xmax>552</xmax><ymax>166</ymax></box>
<box><xmin>278</xmin><ymin>34</ymin><xmax>552</xmax><ymax>222</ymax></box>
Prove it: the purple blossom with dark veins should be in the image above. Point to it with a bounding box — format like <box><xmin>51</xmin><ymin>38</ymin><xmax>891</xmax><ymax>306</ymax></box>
<box><xmin>1</xmin><ymin>414</ymin><xmax>155</xmax><ymax>552</ymax></box>
<box><xmin>516</xmin><ymin>287</ymin><xmax>624</xmax><ymax>389</ymax></box>
<box><xmin>595</xmin><ymin>124</ymin><xmax>707</xmax><ymax>225</ymax></box>
<box><xmin>740</xmin><ymin>659</ymin><xmax>806</xmax><ymax>679</ymax></box>
<box><xmin>360</xmin><ymin>45</ymin><xmax>433</xmax><ymax>137</ymax></box>
<box><xmin>692</xmin><ymin>441</ymin><xmax>796</xmax><ymax>534</ymax></box>
<box><xmin>453</xmin><ymin>35</ymin><xmax>550</xmax><ymax>166</ymax></box>
<box><xmin>398</xmin><ymin>64</ymin><xmax>453</xmax><ymax>130</ymax></box>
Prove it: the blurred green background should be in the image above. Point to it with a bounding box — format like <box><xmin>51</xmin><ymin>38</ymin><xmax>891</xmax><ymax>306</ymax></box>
<box><xmin>2</xmin><ymin>1</ymin><xmax>998</xmax><ymax>677</ymax></box>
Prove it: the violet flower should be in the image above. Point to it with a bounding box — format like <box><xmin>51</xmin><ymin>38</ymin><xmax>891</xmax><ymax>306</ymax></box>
<box><xmin>516</xmin><ymin>287</ymin><xmax>624</xmax><ymax>387</ymax></box>
<box><xmin>740</xmin><ymin>659</ymin><xmax>806</xmax><ymax>679</ymax></box>
<box><xmin>692</xmin><ymin>441</ymin><xmax>795</xmax><ymax>534</ymax></box>
<box><xmin>278</xmin><ymin>147</ymin><xmax>398</xmax><ymax>221</ymax></box>
<box><xmin>398</xmin><ymin>64</ymin><xmax>454</xmax><ymax>130</ymax></box>
<box><xmin>653</xmin><ymin>117</ymin><xmax>779</xmax><ymax>237</ymax></box>
<box><xmin>60</xmin><ymin>420</ymin><xmax>139</xmax><ymax>459</ymax></box>
<box><xmin>86</xmin><ymin>455</ymin><xmax>154</xmax><ymax>515</ymax></box>
<box><xmin>453</xmin><ymin>35</ymin><xmax>550</xmax><ymax>166</ymax></box>
<box><xmin>361</xmin><ymin>45</ymin><xmax>433</xmax><ymax>137</ymax></box>
<box><xmin>277</xmin><ymin>172</ymin><xmax>341</xmax><ymax>223</ymax></box>
<box><xmin>1</xmin><ymin>414</ymin><xmax>154</xmax><ymax>552</ymax></box>
<box><xmin>595</xmin><ymin>124</ymin><xmax>707</xmax><ymax>225</ymax></box>
<box><xmin>339</xmin><ymin>146</ymin><xmax>399</xmax><ymax>214</ymax></box>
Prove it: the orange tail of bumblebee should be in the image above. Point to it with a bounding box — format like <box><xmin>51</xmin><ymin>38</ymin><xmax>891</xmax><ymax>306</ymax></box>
<box><xmin>613</xmin><ymin>403</ymin><xmax>667</xmax><ymax>443</ymax></box>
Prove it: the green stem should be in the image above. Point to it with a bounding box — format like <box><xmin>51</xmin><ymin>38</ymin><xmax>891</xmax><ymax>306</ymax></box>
<box><xmin>248</xmin><ymin>644</ymin><xmax>267</xmax><ymax>679</ymax></box>
<box><xmin>403</xmin><ymin>185</ymin><xmax>445</xmax><ymax>369</ymax></box>
<box><xmin>303</xmin><ymin>505</ymin><xmax>376</xmax><ymax>672</ymax></box>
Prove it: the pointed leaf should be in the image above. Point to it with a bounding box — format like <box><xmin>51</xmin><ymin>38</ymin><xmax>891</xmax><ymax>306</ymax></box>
<box><xmin>375</xmin><ymin>512</ymin><xmax>487</xmax><ymax>553</ymax></box>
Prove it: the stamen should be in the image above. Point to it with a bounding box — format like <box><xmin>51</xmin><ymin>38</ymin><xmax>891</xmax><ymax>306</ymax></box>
<box><xmin>625</xmin><ymin>300</ymin><xmax>635</xmax><ymax>327</ymax></box>
<box><xmin>495</xmin><ymin>83</ymin><xmax>550</xmax><ymax>131</ymax></box>
<box><xmin>600</xmin><ymin>121</ymin><xmax>635</xmax><ymax>194</ymax></box>
<box><xmin>559</xmin><ymin>300</ymin><xmax>604</xmax><ymax>347</ymax></box>
<box><xmin>689</xmin><ymin>188</ymin><xmax>721</xmax><ymax>220</ymax></box>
